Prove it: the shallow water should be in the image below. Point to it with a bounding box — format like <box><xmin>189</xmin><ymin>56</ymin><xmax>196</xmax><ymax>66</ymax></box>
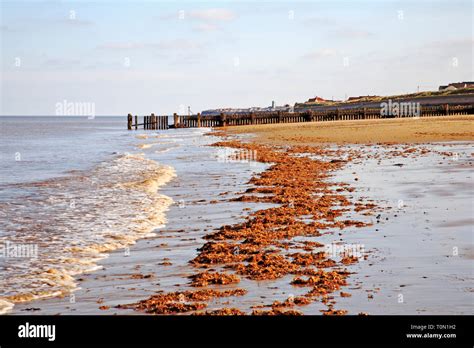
<box><xmin>0</xmin><ymin>117</ymin><xmax>175</xmax><ymax>313</ymax></box>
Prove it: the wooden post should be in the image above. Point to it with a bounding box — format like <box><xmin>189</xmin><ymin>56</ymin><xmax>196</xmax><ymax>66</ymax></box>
<box><xmin>445</xmin><ymin>104</ymin><xmax>449</xmax><ymax>116</ymax></box>
<box><xmin>173</xmin><ymin>113</ymin><xmax>178</xmax><ymax>128</ymax></box>
<box><xmin>219</xmin><ymin>112</ymin><xmax>226</xmax><ymax>127</ymax></box>
<box><xmin>197</xmin><ymin>113</ymin><xmax>201</xmax><ymax>127</ymax></box>
<box><xmin>135</xmin><ymin>115</ymin><xmax>138</xmax><ymax>130</ymax></box>
<box><xmin>250</xmin><ymin>112</ymin><xmax>255</xmax><ymax>125</ymax></box>
<box><xmin>127</xmin><ymin>113</ymin><xmax>132</xmax><ymax>130</ymax></box>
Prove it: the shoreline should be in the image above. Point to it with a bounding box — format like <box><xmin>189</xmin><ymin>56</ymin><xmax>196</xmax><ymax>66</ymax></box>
<box><xmin>0</xmin><ymin>150</ymin><xmax>176</xmax><ymax>314</ymax></box>
<box><xmin>9</xmin><ymin>129</ymin><xmax>271</xmax><ymax>315</ymax></box>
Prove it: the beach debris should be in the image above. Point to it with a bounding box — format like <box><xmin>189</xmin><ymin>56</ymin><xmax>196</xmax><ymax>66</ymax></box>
<box><xmin>189</xmin><ymin>272</ymin><xmax>240</xmax><ymax>287</ymax></box>
<box><xmin>252</xmin><ymin>309</ymin><xmax>303</xmax><ymax>315</ymax></box>
<box><xmin>341</xmin><ymin>256</ymin><xmax>359</xmax><ymax>265</ymax></box>
<box><xmin>117</xmin><ymin>289</ymin><xmax>247</xmax><ymax>314</ymax></box>
<box><xmin>320</xmin><ymin>308</ymin><xmax>348</xmax><ymax>315</ymax></box>
<box><xmin>193</xmin><ymin>308</ymin><xmax>245</xmax><ymax>315</ymax></box>
<box><xmin>120</xmin><ymin>135</ymin><xmax>381</xmax><ymax>315</ymax></box>
<box><xmin>130</xmin><ymin>273</ymin><xmax>154</xmax><ymax>279</ymax></box>
<box><xmin>271</xmin><ymin>296</ymin><xmax>312</xmax><ymax>308</ymax></box>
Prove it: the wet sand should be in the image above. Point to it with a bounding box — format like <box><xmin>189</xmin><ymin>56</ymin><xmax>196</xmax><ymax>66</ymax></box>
<box><xmin>320</xmin><ymin>142</ymin><xmax>473</xmax><ymax>314</ymax></box>
<box><xmin>225</xmin><ymin>115</ymin><xmax>474</xmax><ymax>145</ymax></box>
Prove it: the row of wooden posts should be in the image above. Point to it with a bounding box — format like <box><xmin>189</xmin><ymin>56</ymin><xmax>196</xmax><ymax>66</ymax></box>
<box><xmin>127</xmin><ymin>104</ymin><xmax>473</xmax><ymax>130</ymax></box>
<box><xmin>127</xmin><ymin>114</ymin><xmax>169</xmax><ymax>130</ymax></box>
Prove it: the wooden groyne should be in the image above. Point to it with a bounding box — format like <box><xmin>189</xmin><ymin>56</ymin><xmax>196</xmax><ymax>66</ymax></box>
<box><xmin>127</xmin><ymin>114</ymin><xmax>169</xmax><ymax>130</ymax></box>
<box><xmin>127</xmin><ymin>104</ymin><xmax>473</xmax><ymax>130</ymax></box>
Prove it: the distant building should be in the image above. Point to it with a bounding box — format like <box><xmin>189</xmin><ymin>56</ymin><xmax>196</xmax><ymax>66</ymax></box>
<box><xmin>307</xmin><ymin>96</ymin><xmax>326</xmax><ymax>103</ymax></box>
<box><xmin>439</xmin><ymin>81</ymin><xmax>474</xmax><ymax>91</ymax></box>
<box><xmin>202</xmin><ymin>103</ymin><xmax>291</xmax><ymax>115</ymax></box>
<box><xmin>347</xmin><ymin>95</ymin><xmax>379</xmax><ymax>101</ymax></box>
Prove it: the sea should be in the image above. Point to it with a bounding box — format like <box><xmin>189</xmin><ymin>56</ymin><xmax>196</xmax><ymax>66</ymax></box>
<box><xmin>0</xmin><ymin>116</ymin><xmax>178</xmax><ymax>313</ymax></box>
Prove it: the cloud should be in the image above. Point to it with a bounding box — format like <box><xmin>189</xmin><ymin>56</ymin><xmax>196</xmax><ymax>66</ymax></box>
<box><xmin>97</xmin><ymin>42</ymin><xmax>152</xmax><ymax>50</ymax></box>
<box><xmin>0</xmin><ymin>25</ymin><xmax>20</xmax><ymax>33</ymax></box>
<box><xmin>194</xmin><ymin>23</ymin><xmax>219</xmax><ymax>32</ymax></box>
<box><xmin>332</xmin><ymin>28</ymin><xmax>373</xmax><ymax>39</ymax></box>
<box><xmin>303</xmin><ymin>16</ymin><xmax>335</xmax><ymax>26</ymax></box>
<box><xmin>158</xmin><ymin>39</ymin><xmax>204</xmax><ymax>50</ymax></box>
<box><xmin>158</xmin><ymin>8</ymin><xmax>236</xmax><ymax>22</ymax></box>
<box><xmin>302</xmin><ymin>48</ymin><xmax>337</xmax><ymax>60</ymax></box>
<box><xmin>58</xmin><ymin>19</ymin><xmax>94</xmax><ymax>26</ymax></box>
<box><xmin>97</xmin><ymin>39</ymin><xmax>204</xmax><ymax>51</ymax></box>
<box><xmin>189</xmin><ymin>8</ymin><xmax>236</xmax><ymax>21</ymax></box>
<box><xmin>43</xmin><ymin>58</ymin><xmax>82</xmax><ymax>68</ymax></box>
<box><xmin>156</xmin><ymin>8</ymin><xmax>234</xmax><ymax>33</ymax></box>
<box><xmin>424</xmin><ymin>38</ymin><xmax>474</xmax><ymax>49</ymax></box>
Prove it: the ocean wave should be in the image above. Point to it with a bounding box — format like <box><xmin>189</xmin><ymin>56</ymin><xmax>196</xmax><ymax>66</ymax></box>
<box><xmin>0</xmin><ymin>152</ymin><xmax>175</xmax><ymax>313</ymax></box>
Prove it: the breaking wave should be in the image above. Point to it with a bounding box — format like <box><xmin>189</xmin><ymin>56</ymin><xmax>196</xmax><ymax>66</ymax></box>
<box><xmin>0</xmin><ymin>153</ymin><xmax>175</xmax><ymax>314</ymax></box>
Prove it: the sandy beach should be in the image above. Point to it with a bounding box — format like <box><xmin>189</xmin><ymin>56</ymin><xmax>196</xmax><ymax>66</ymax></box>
<box><xmin>225</xmin><ymin>115</ymin><xmax>474</xmax><ymax>145</ymax></box>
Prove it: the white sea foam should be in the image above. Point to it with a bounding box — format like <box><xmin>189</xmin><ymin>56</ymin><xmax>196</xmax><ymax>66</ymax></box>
<box><xmin>0</xmin><ymin>299</ymin><xmax>14</xmax><ymax>314</ymax></box>
<box><xmin>0</xmin><ymin>153</ymin><xmax>175</xmax><ymax>312</ymax></box>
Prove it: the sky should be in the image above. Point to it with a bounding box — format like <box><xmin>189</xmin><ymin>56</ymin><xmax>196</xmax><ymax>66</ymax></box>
<box><xmin>0</xmin><ymin>0</ymin><xmax>472</xmax><ymax>115</ymax></box>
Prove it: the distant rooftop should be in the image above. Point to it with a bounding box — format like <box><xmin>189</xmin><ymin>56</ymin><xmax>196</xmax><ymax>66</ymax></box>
<box><xmin>439</xmin><ymin>81</ymin><xmax>474</xmax><ymax>91</ymax></box>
